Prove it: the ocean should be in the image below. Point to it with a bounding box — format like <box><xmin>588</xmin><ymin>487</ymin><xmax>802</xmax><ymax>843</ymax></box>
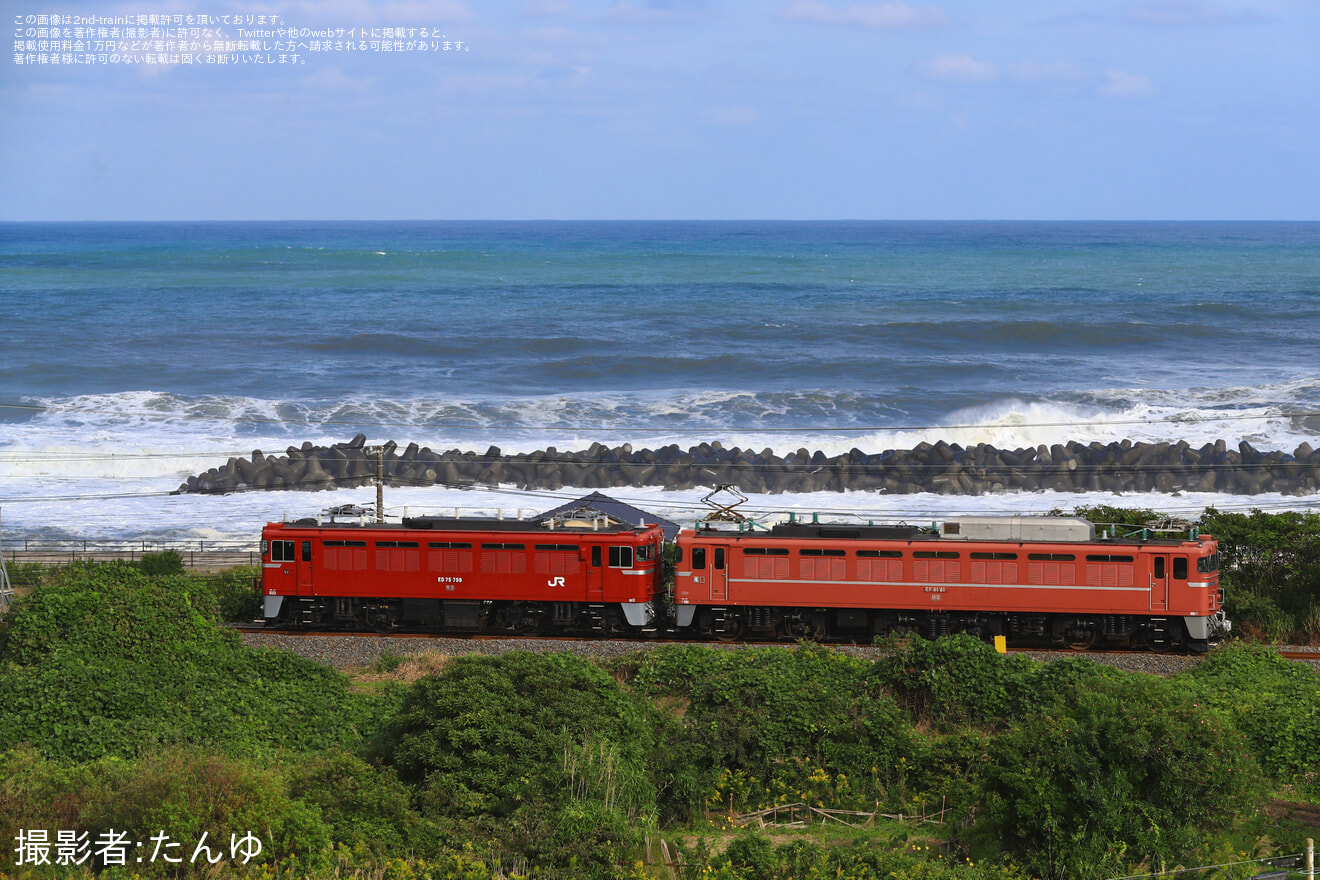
<box><xmin>2</xmin><ymin>220</ymin><xmax>1318</xmax><ymax>545</ymax></box>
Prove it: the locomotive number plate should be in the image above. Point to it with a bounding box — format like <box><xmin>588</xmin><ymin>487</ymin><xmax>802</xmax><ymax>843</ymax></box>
<box><xmin>436</xmin><ymin>577</ymin><xmax>464</xmax><ymax>584</ymax></box>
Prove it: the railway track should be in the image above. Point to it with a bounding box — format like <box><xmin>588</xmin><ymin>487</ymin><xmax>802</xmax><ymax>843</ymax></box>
<box><xmin>230</xmin><ymin>624</ymin><xmax>1318</xmax><ymax>660</ymax></box>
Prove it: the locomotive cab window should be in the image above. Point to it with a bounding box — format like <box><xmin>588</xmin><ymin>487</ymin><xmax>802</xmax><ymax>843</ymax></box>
<box><xmin>591</xmin><ymin>546</ymin><xmax>602</xmax><ymax>567</ymax></box>
<box><xmin>271</xmin><ymin>540</ymin><xmax>295</xmax><ymax>562</ymax></box>
<box><xmin>692</xmin><ymin>547</ymin><xmax>706</xmax><ymax>570</ymax></box>
<box><xmin>301</xmin><ymin>541</ymin><xmax>312</xmax><ymax>562</ymax></box>
<box><xmin>714</xmin><ymin>548</ymin><xmax>725</xmax><ymax>570</ymax></box>
<box><xmin>1197</xmin><ymin>553</ymin><xmax>1219</xmax><ymax>574</ymax></box>
<box><xmin>608</xmin><ymin>546</ymin><xmax>634</xmax><ymax>568</ymax></box>
<box><xmin>1173</xmin><ymin>557</ymin><xmax>1188</xmax><ymax>580</ymax></box>
<box><xmin>1154</xmin><ymin>558</ymin><xmax>1165</xmax><ymax>578</ymax></box>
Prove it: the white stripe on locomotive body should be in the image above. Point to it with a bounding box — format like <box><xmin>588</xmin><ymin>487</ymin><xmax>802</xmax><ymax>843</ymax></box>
<box><xmin>725</xmin><ymin>577</ymin><xmax>1150</xmax><ymax>592</ymax></box>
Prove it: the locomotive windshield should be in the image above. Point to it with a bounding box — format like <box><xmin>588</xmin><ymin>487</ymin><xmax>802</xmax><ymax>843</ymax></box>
<box><xmin>1197</xmin><ymin>553</ymin><xmax>1219</xmax><ymax>574</ymax></box>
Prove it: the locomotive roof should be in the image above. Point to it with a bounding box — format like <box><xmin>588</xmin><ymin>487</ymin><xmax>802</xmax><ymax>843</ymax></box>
<box><xmin>689</xmin><ymin>519</ymin><xmax>1207</xmax><ymax>547</ymax></box>
<box><xmin>402</xmin><ymin>515</ymin><xmax>653</xmax><ymax>534</ymax></box>
<box><xmin>273</xmin><ymin>517</ymin><xmax>656</xmax><ymax>535</ymax></box>
<box><xmin>685</xmin><ymin>530</ymin><xmax>1204</xmax><ymax>547</ymax></box>
<box><xmin>766</xmin><ymin>523</ymin><xmax>928</xmax><ymax>540</ymax></box>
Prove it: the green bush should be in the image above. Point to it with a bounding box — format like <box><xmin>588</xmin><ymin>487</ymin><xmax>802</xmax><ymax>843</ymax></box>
<box><xmin>630</xmin><ymin>644</ymin><xmax>912</xmax><ymax>818</ymax></box>
<box><xmin>978</xmin><ymin>674</ymin><xmax>1265</xmax><ymax>879</ymax></box>
<box><xmin>385</xmin><ymin>652</ymin><xmax>656</xmax><ymax>820</ymax></box>
<box><xmin>197</xmin><ymin>566</ymin><xmax>263</xmax><ymax>623</ymax></box>
<box><xmin>285</xmin><ymin>750</ymin><xmax>447</xmax><ymax>860</ymax></box>
<box><xmin>381</xmin><ymin>652</ymin><xmax>656</xmax><ymax>877</ymax></box>
<box><xmin>1053</xmin><ymin>504</ymin><xmax>1168</xmax><ymax>531</ymax></box>
<box><xmin>138</xmin><ymin>549</ymin><xmax>186</xmax><ymax>577</ymax></box>
<box><xmin>0</xmin><ymin>563</ymin><xmax>372</xmax><ymax>760</ymax></box>
<box><xmin>1201</xmin><ymin>508</ymin><xmax>1320</xmax><ymax>642</ymax></box>
<box><xmin>870</xmin><ymin>634</ymin><xmax>1117</xmax><ymax>727</ymax></box>
<box><xmin>1180</xmin><ymin>643</ymin><xmax>1320</xmax><ymax>797</ymax></box>
<box><xmin>0</xmin><ymin>746</ymin><xmax>332</xmax><ymax>875</ymax></box>
<box><xmin>687</xmin><ymin>835</ymin><xmax>1030</xmax><ymax>880</ymax></box>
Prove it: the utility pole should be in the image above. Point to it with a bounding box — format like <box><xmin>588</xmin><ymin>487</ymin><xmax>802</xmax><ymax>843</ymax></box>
<box><xmin>365</xmin><ymin>447</ymin><xmax>385</xmax><ymax>523</ymax></box>
<box><xmin>0</xmin><ymin>508</ymin><xmax>13</xmax><ymax>614</ymax></box>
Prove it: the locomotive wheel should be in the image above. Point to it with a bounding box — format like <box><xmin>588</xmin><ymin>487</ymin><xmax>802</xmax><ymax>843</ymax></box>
<box><xmin>715</xmin><ymin>618</ymin><xmax>744</xmax><ymax>642</ymax></box>
<box><xmin>1064</xmin><ymin>630</ymin><xmax>1097</xmax><ymax>651</ymax></box>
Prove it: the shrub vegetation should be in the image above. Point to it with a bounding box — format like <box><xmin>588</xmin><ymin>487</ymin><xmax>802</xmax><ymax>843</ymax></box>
<box><xmin>1</xmin><ymin>508</ymin><xmax>1319</xmax><ymax>878</ymax></box>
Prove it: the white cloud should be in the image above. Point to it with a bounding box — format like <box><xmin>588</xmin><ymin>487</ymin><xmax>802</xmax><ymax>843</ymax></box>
<box><xmin>781</xmin><ymin>0</ymin><xmax>949</xmax><ymax>30</ymax></box>
<box><xmin>914</xmin><ymin>53</ymin><xmax>997</xmax><ymax>84</ymax></box>
<box><xmin>1098</xmin><ymin>69</ymin><xmax>1155</xmax><ymax>97</ymax></box>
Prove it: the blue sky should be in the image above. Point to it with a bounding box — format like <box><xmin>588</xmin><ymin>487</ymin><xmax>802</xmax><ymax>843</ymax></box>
<box><xmin>3</xmin><ymin>0</ymin><xmax>1317</xmax><ymax>220</ymax></box>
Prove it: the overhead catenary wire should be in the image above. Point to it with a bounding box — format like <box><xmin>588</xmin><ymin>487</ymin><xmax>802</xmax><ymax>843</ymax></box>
<box><xmin>2</xmin><ymin>448</ymin><xmax>1318</xmax><ymax>472</ymax></box>
<box><xmin>2</xmin><ymin>470</ymin><xmax>1317</xmax><ymax>521</ymax></box>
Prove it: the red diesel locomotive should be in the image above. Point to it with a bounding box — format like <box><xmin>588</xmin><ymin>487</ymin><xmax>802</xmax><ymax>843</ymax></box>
<box><xmin>261</xmin><ymin>511</ymin><xmax>665</xmax><ymax>634</ymax></box>
<box><xmin>673</xmin><ymin>516</ymin><xmax>1227</xmax><ymax>651</ymax></box>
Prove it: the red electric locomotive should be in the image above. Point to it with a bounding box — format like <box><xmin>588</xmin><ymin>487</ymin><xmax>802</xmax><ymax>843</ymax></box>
<box><xmin>261</xmin><ymin>509</ymin><xmax>665</xmax><ymax>634</ymax></box>
<box><xmin>673</xmin><ymin>516</ymin><xmax>1227</xmax><ymax>651</ymax></box>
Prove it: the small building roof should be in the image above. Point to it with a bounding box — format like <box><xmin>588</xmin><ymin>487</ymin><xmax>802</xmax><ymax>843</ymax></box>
<box><xmin>538</xmin><ymin>491</ymin><xmax>682</xmax><ymax>541</ymax></box>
